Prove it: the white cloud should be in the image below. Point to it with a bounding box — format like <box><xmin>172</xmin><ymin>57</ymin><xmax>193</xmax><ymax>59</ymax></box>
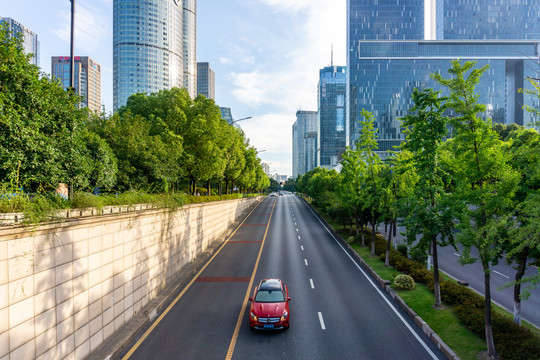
<box><xmin>53</xmin><ymin>1</ymin><xmax>109</xmax><ymax>54</ymax></box>
<box><xmin>224</xmin><ymin>0</ymin><xmax>346</xmax><ymax>175</ymax></box>
<box><xmin>219</xmin><ymin>57</ymin><xmax>230</xmax><ymax>64</ymax></box>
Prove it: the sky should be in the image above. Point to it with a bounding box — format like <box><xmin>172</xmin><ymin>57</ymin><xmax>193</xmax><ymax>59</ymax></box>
<box><xmin>1</xmin><ymin>0</ymin><xmax>347</xmax><ymax>178</ymax></box>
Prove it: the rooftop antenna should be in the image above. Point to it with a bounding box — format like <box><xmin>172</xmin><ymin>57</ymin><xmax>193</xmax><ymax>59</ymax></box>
<box><xmin>331</xmin><ymin>43</ymin><xmax>334</xmax><ymax>67</ymax></box>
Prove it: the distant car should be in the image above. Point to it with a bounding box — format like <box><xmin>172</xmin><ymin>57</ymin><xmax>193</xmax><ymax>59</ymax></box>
<box><xmin>269</xmin><ymin>192</ymin><xmax>277</xmax><ymax>197</ymax></box>
<box><xmin>249</xmin><ymin>279</ymin><xmax>291</xmax><ymax>330</ymax></box>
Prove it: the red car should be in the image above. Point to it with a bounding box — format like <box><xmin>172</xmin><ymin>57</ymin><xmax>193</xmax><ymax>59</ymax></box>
<box><xmin>249</xmin><ymin>279</ymin><xmax>291</xmax><ymax>330</ymax></box>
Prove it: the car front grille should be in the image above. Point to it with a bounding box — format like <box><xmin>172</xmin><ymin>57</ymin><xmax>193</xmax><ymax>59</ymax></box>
<box><xmin>259</xmin><ymin>317</ymin><xmax>280</xmax><ymax>323</ymax></box>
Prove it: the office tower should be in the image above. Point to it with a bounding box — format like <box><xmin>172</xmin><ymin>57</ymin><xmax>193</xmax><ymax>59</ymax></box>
<box><xmin>197</xmin><ymin>62</ymin><xmax>215</xmax><ymax>100</ymax></box>
<box><xmin>183</xmin><ymin>0</ymin><xmax>197</xmax><ymax>98</ymax></box>
<box><xmin>292</xmin><ymin>110</ymin><xmax>318</xmax><ymax>178</ymax></box>
<box><xmin>52</xmin><ymin>56</ymin><xmax>102</xmax><ymax>112</ymax></box>
<box><xmin>220</xmin><ymin>107</ymin><xmax>233</xmax><ymax>124</ymax></box>
<box><xmin>436</xmin><ymin>0</ymin><xmax>540</xmax><ymax>40</ymax></box>
<box><xmin>0</xmin><ymin>17</ymin><xmax>39</xmax><ymax>66</ymax></box>
<box><xmin>346</xmin><ymin>0</ymin><xmax>540</xmax><ymax>153</ymax></box>
<box><xmin>318</xmin><ymin>66</ymin><xmax>346</xmax><ymax>168</ymax></box>
<box><xmin>113</xmin><ymin>0</ymin><xmax>187</xmax><ymax>110</ymax></box>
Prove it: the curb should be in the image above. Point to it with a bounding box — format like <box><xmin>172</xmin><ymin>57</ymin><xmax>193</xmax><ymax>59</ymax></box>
<box><xmin>302</xmin><ymin>198</ymin><xmax>460</xmax><ymax>360</ymax></box>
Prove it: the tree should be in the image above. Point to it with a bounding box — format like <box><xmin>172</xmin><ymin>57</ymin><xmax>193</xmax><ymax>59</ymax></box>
<box><xmin>0</xmin><ymin>25</ymin><xmax>88</xmax><ymax>191</ymax></box>
<box><xmin>339</xmin><ymin>147</ymin><xmax>368</xmax><ymax>245</ymax></box>
<box><xmin>356</xmin><ymin>109</ymin><xmax>385</xmax><ymax>256</ymax></box>
<box><xmin>499</xmin><ymin>128</ymin><xmax>540</xmax><ymax>324</ymax></box>
<box><xmin>400</xmin><ymin>87</ymin><xmax>455</xmax><ymax>308</ymax></box>
<box><xmin>433</xmin><ymin>60</ymin><xmax>520</xmax><ymax>358</ymax></box>
<box><xmin>181</xmin><ymin>95</ymin><xmax>225</xmax><ymax>195</ymax></box>
<box><xmin>381</xmin><ymin>150</ymin><xmax>418</xmax><ymax>267</ymax></box>
<box><xmin>221</xmin><ymin>125</ymin><xmax>246</xmax><ymax>195</ymax></box>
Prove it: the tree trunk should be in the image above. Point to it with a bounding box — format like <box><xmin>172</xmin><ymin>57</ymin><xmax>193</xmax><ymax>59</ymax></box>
<box><xmin>484</xmin><ymin>266</ymin><xmax>498</xmax><ymax>359</ymax></box>
<box><xmin>361</xmin><ymin>222</ymin><xmax>365</xmax><ymax>248</ymax></box>
<box><xmin>371</xmin><ymin>221</ymin><xmax>376</xmax><ymax>256</ymax></box>
<box><xmin>432</xmin><ymin>235</ymin><xmax>441</xmax><ymax>308</ymax></box>
<box><xmin>513</xmin><ymin>251</ymin><xmax>527</xmax><ymax>325</ymax></box>
<box><xmin>385</xmin><ymin>222</ymin><xmax>392</xmax><ymax>266</ymax></box>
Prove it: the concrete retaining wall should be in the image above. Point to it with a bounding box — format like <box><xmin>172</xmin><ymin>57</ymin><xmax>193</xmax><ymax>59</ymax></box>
<box><xmin>0</xmin><ymin>197</ymin><xmax>260</xmax><ymax>360</ymax></box>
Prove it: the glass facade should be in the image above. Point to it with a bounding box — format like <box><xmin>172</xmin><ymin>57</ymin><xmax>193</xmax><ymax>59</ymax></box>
<box><xmin>183</xmin><ymin>0</ymin><xmax>197</xmax><ymax>98</ymax></box>
<box><xmin>437</xmin><ymin>0</ymin><xmax>540</xmax><ymax>40</ymax></box>
<box><xmin>51</xmin><ymin>56</ymin><xmax>102</xmax><ymax>112</ymax></box>
<box><xmin>347</xmin><ymin>0</ymin><xmax>540</xmax><ymax>153</ymax></box>
<box><xmin>292</xmin><ymin>111</ymin><xmax>318</xmax><ymax>178</ymax></box>
<box><xmin>1</xmin><ymin>17</ymin><xmax>39</xmax><ymax>66</ymax></box>
<box><xmin>197</xmin><ymin>62</ymin><xmax>215</xmax><ymax>100</ymax></box>
<box><xmin>113</xmin><ymin>0</ymin><xmax>184</xmax><ymax>110</ymax></box>
<box><xmin>318</xmin><ymin>66</ymin><xmax>347</xmax><ymax>168</ymax></box>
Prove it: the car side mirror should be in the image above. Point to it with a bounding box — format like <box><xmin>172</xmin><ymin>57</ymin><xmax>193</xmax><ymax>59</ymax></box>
<box><xmin>287</xmin><ymin>297</ymin><xmax>292</xmax><ymax>302</ymax></box>
<box><xmin>249</xmin><ymin>297</ymin><xmax>253</xmax><ymax>301</ymax></box>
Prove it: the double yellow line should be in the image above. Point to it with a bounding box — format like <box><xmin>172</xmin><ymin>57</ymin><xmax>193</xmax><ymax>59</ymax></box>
<box><xmin>122</xmin><ymin>198</ymin><xmax>276</xmax><ymax>360</ymax></box>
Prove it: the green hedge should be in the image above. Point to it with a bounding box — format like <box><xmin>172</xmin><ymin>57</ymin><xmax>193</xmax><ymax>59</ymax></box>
<box><xmin>368</xmin><ymin>234</ymin><xmax>540</xmax><ymax>360</ymax></box>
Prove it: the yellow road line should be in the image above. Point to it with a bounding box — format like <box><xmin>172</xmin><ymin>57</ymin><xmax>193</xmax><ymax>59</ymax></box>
<box><xmin>122</xmin><ymin>199</ymin><xmax>266</xmax><ymax>360</ymax></box>
<box><xmin>225</xmin><ymin>198</ymin><xmax>276</xmax><ymax>360</ymax></box>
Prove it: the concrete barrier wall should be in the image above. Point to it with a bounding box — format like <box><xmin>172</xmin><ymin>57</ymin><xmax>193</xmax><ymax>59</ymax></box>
<box><xmin>0</xmin><ymin>197</ymin><xmax>260</xmax><ymax>360</ymax></box>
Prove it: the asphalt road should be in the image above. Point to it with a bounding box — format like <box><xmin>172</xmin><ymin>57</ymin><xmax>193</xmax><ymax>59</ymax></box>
<box><xmin>378</xmin><ymin>223</ymin><xmax>540</xmax><ymax>328</ymax></box>
<box><xmin>119</xmin><ymin>195</ymin><xmax>446</xmax><ymax>360</ymax></box>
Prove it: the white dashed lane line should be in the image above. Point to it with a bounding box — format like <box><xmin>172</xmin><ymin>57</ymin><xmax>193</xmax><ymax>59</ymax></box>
<box><xmin>310</xmin><ymin>279</ymin><xmax>314</xmax><ymax>289</ymax></box>
<box><xmin>493</xmin><ymin>270</ymin><xmax>510</xmax><ymax>279</ymax></box>
<box><xmin>318</xmin><ymin>312</ymin><xmax>326</xmax><ymax>330</ymax></box>
<box><xmin>301</xmin><ymin>245</ymin><xmax>304</xmax><ymax>251</ymax></box>
<box><xmin>304</xmin><ymin>259</ymin><xmax>308</xmax><ymax>266</ymax></box>
<box><xmin>298</xmin><ymin>236</ymin><xmax>301</xmax><ymax>240</ymax></box>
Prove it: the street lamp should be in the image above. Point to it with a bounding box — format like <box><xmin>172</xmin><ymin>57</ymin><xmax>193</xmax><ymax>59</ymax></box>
<box><xmin>230</xmin><ymin>116</ymin><xmax>252</xmax><ymax>125</ymax></box>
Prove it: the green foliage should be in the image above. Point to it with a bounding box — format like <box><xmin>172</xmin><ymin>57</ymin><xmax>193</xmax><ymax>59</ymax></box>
<box><xmin>0</xmin><ymin>25</ymin><xmax>90</xmax><ymax>191</ymax></box>
<box><xmin>396</xmin><ymin>243</ymin><xmax>408</xmax><ymax>257</ymax></box>
<box><xmin>394</xmin><ymin>274</ymin><xmax>415</xmax><ymax>291</ymax></box>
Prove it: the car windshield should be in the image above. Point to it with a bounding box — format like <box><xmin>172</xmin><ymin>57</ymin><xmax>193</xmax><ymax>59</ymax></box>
<box><xmin>255</xmin><ymin>289</ymin><xmax>285</xmax><ymax>302</ymax></box>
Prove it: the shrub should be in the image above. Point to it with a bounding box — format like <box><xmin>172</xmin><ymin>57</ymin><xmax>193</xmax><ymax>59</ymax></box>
<box><xmin>409</xmin><ymin>247</ymin><xmax>428</xmax><ymax>265</ymax></box>
<box><xmin>397</xmin><ymin>243</ymin><xmax>408</xmax><ymax>257</ymax></box>
<box><xmin>347</xmin><ymin>236</ymin><xmax>355</xmax><ymax>244</ymax></box>
<box><xmin>394</xmin><ymin>274</ymin><xmax>415</xmax><ymax>291</ymax></box>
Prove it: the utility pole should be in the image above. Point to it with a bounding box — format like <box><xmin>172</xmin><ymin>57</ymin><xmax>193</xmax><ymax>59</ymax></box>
<box><xmin>69</xmin><ymin>0</ymin><xmax>75</xmax><ymax>94</ymax></box>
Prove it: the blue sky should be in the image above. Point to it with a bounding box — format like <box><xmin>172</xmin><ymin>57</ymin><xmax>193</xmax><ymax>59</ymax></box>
<box><xmin>1</xmin><ymin>0</ymin><xmax>346</xmax><ymax>178</ymax></box>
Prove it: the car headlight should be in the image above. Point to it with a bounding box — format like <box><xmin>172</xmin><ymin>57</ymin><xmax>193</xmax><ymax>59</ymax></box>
<box><xmin>250</xmin><ymin>312</ymin><xmax>258</xmax><ymax>321</ymax></box>
<box><xmin>280</xmin><ymin>311</ymin><xmax>288</xmax><ymax>321</ymax></box>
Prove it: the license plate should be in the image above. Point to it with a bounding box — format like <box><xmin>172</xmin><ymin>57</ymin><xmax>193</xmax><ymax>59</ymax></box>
<box><xmin>263</xmin><ymin>324</ymin><xmax>274</xmax><ymax>329</ymax></box>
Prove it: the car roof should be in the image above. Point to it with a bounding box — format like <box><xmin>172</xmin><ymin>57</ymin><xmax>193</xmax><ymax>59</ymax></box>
<box><xmin>258</xmin><ymin>279</ymin><xmax>283</xmax><ymax>291</ymax></box>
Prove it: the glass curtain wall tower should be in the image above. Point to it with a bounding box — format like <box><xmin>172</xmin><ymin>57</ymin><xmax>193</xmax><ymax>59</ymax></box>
<box><xmin>0</xmin><ymin>17</ymin><xmax>39</xmax><ymax>66</ymax></box>
<box><xmin>292</xmin><ymin>110</ymin><xmax>318</xmax><ymax>178</ymax></box>
<box><xmin>183</xmin><ymin>0</ymin><xmax>197</xmax><ymax>98</ymax></box>
<box><xmin>318</xmin><ymin>66</ymin><xmax>346</xmax><ymax>168</ymax></box>
<box><xmin>113</xmin><ymin>0</ymin><xmax>184</xmax><ymax>111</ymax></box>
<box><xmin>347</xmin><ymin>0</ymin><xmax>540</xmax><ymax>152</ymax></box>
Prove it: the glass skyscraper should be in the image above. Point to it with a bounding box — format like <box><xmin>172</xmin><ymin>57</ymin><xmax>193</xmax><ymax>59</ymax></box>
<box><xmin>347</xmin><ymin>0</ymin><xmax>540</xmax><ymax>152</ymax></box>
<box><xmin>1</xmin><ymin>17</ymin><xmax>39</xmax><ymax>66</ymax></box>
<box><xmin>292</xmin><ymin>110</ymin><xmax>318</xmax><ymax>178</ymax></box>
<box><xmin>113</xmin><ymin>0</ymin><xmax>195</xmax><ymax>111</ymax></box>
<box><xmin>436</xmin><ymin>0</ymin><xmax>540</xmax><ymax>40</ymax></box>
<box><xmin>52</xmin><ymin>56</ymin><xmax>102</xmax><ymax>112</ymax></box>
<box><xmin>183</xmin><ymin>0</ymin><xmax>197</xmax><ymax>98</ymax></box>
<box><xmin>197</xmin><ymin>62</ymin><xmax>215</xmax><ymax>100</ymax></box>
<box><xmin>318</xmin><ymin>66</ymin><xmax>347</xmax><ymax>168</ymax></box>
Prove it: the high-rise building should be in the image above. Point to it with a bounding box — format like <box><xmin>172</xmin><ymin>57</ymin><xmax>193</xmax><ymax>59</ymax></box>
<box><xmin>292</xmin><ymin>110</ymin><xmax>318</xmax><ymax>179</ymax></box>
<box><xmin>318</xmin><ymin>66</ymin><xmax>346</xmax><ymax>168</ymax></box>
<box><xmin>220</xmin><ymin>107</ymin><xmax>233</xmax><ymax>124</ymax></box>
<box><xmin>183</xmin><ymin>0</ymin><xmax>197</xmax><ymax>98</ymax></box>
<box><xmin>52</xmin><ymin>56</ymin><xmax>102</xmax><ymax>112</ymax></box>
<box><xmin>1</xmin><ymin>17</ymin><xmax>39</xmax><ymax>66</ymax></box>
<box><xmin>113</xmin><ymin>0</ymin><xmax>190</xmax><ymax>111</ymax></box>
<box><xmin>197</xmin><ymin>62</ymin><xmax>215</xmax><ymax>100</ymax></box>
<box><xmin>346</xmin><ymin>0</ymin><xmax>540</xmax><ymax>153</ymax></box>
<box><xmin>436</xmin><ymin>0</ymin><xmax>540</xmax><ymax>40</ymax></box>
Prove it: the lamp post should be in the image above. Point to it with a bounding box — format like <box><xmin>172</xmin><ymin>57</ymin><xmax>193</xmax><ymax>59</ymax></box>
<box><xmin>69</xmin><ymin>0</ymin><xmax>75</xmax><ymax>94</ymax></box>
<box><xmin>230</xmin><ymin>116</ymin><xmax>252</xmax><ymax>126</ymax></box>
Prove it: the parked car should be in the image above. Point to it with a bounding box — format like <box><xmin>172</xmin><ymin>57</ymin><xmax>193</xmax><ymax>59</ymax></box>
<box><xmin>248</xmin><ymin>279</ymin><xmax>291</xmax><ymax>330</ymax></box>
